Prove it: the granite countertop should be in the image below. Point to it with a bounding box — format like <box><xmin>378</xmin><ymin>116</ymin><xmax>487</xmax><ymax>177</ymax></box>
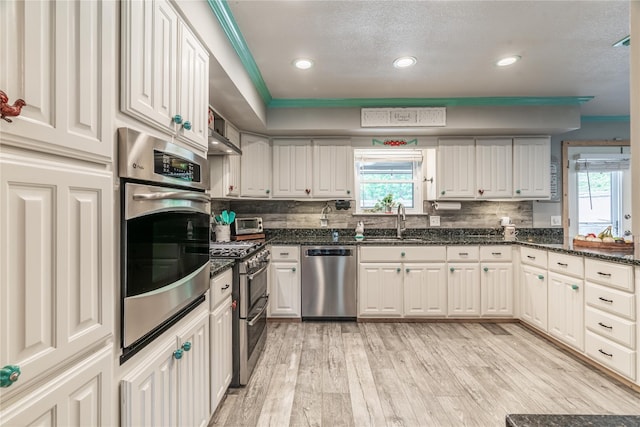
<box><xmin>265</xmin><ymin>231</ymin><xmax>639</xmax><ymax>265</ymax></box>
<box><xmin>210</xmin><ymin>259</ymin><xmax>234</xmax><ymax>277</ymax></box>
<box><xmin>506</xmin><ymin>414</ymin><xmax>640</xmax><ymax>426</ymax></box>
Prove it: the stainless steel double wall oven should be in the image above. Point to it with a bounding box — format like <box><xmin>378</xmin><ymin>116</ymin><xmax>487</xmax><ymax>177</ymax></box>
<box><xmin>119</xmin><ymin>128</ymin><xmax>210</xmax><ymax>362</ymax></box>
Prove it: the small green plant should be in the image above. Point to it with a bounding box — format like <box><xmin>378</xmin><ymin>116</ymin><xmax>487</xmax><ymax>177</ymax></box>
<box><xmin>373</xmin><ymin>193</ymin><xmax>396</xmax><ymax>212</ymax></box>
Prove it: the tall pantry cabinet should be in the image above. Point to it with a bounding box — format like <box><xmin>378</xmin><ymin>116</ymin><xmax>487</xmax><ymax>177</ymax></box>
<box><xmin>0</xmin><ymin>0</ymin><xmax>116</xmax><ymax>425</ymax></box>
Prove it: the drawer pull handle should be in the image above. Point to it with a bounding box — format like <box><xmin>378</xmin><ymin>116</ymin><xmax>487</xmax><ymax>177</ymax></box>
<box><xmin>491</xmin><ymin>252</ymin><xmax>502</xmax><ymax>256</ymax></box>
<box><xmin>459</xmin><ymin>252</ymin><xmax>468</xmax><ymax>256</ymax></box>
<box><xmin>557</xmin><ymin>262</ymin><xmax>568</xmax><ymax>267</ymax></box>
<box><xmin>598</xmin><ymin>349</ymin><xmax>613</xmax><ymax>358</ymax></box>
<box><xmin>598</xmin><ymin>297</ymin><xmax>613</xmax><ymax>303</ymax></box>
<box><xmin>598</xmin><ymin>322</ymin><xmax>613</xmax><ymax>330</ymax></box>
<box><xmin>597</xmin><ymin>272</ymin><xmax>612</xmax><ymax>277</ymax></box>
<box><xmin>221</xmin><ymin>284</ymin><xmax>230</xmax><ymax>290</ymax></box>
<box><xmin>527</xmin><ymin>255</ymin><xmax>535</xmax><ymax>260</ymax></box>
<box><xmin>280</xmin><ymin>252</ymin><xmax>289</xmax><ymax>256</ymax></box>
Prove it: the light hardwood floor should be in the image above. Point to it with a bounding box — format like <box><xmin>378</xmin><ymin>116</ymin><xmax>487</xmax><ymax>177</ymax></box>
<box><xmin>209</xmin><ymin>322</ymin><xmax>640</xmax><ymax>426</ymax></box>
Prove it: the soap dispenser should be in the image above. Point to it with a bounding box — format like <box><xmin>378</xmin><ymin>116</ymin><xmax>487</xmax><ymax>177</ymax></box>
<box><xmin>355</xmin><ymin>221</ymin><xmax>364</xmax><ymax>240</ymax></box>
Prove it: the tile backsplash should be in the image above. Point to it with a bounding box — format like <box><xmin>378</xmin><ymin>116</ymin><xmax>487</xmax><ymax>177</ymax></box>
<box><xmin>213</xmin><ymin>199</ymin><xmax>534</xmax><ymax>230</ymax></box>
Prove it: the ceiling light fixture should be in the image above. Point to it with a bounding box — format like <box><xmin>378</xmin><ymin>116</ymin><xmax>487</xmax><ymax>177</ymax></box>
<box><xmin>393</xmin><ymin>56</ymin><xmax>417</xmax><ymax>68</ymax></box>
<box><xmin>496</xmin><ymin>55</ymin><xmax>521</xmax><ymax>67</ymax></box>
<box><xmin>293</xmin><ymin>58</ymin><xmax>314</xmax><ymax>70</ymax></box>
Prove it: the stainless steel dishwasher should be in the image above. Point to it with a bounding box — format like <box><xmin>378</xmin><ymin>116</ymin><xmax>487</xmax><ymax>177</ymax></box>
<box><xmin>301</xmin><ymin>246</ymin><xmax>357</xmax><ymax>319</ymax></box>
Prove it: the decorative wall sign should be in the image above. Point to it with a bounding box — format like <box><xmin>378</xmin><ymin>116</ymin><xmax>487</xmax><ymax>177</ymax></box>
<box><xmin>372</xmin><ymin>138</ymin><xmax>418</xmax><ymax>146</ymax></box>
<box><xmin>361</xmin><ymin>107</ymin><xmax>446</xmax><ymax>127</ymax></box>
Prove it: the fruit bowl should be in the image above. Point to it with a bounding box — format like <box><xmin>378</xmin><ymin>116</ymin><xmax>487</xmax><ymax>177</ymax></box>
<box><xmin>572</xmin><ymin>238</ymin><xmax>634</xmax><ymax>253</ymax></box>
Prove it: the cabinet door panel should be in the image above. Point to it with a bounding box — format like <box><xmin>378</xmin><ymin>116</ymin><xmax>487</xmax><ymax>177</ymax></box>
<box><xmin>358</xmin><ymin>264</ymin><xmax>402</xmax><ymax>316</ymax></box>
<box><xmin>513</xmin><ymin>137</ymin><xmax>550</xmax><ymax>198</ymax></box>
<box><xmin>1</xmin><ymin>159</ymin><xmax>113</xmax><ymax>396</ymax></box>
<box><xmin>521</xmin><ymin>265</ymin><xmax>548</xmax><ymax>331</ymax></box>
<box><xmin>269</xmin><ymin>262</ymin><xmax>300</xmax><ymax>317</ymax></box>
<box><xmin>447</xmin><ymin>263</ymin><xmax>480</xmax><ymax>316</ymax></box>
<box><xmin>548</xmin><ymin>273</ymin><xmax>584</xmax><ymax>351</ymax></box>
<box><xmin>404</xmin><ymin>263</ymin><xmax>447</xmax><ymax>317</ymax></box>
<box><xmin>211</xmin><ymin>298</ymin><xmax>233</xmax><ymax>413</ymax></box>
<box><xmin>240</xmin><ymin>135</ymin><xmax>271</xmax><ymax>197</ymax></box>
<box><xmin>312</xmin><ymin>142</ymin><xmax>353</xmax><ymax>198</ymax></box>
<box><xmin>273</xmin><ymin>141</ymin><xmax>312</xmax><ymax>197</ymax></box>
<box><xmin>476</xmin><ymin>138</ymin><xmax>512</xmax><ymax>198</ymax></box>
<box><xmin>437</xmin><ymin>138</ymin><xmax>475</xmax><ymax>199</ymax></box>
<box><xmin>480</xmin><ymin>263</ymin><xmax>513</xmax><ymax>316</ymax></box>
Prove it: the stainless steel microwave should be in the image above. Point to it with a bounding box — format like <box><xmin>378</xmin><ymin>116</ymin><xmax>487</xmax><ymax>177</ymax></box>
<box><xmin>233</xmin><ymin>217</ymin><xmax>263</xmax><ymax>235</ymax></box>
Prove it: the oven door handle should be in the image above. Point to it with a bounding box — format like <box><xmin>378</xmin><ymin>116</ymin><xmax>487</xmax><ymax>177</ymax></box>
<box><xmin>133</xmin><ymin>191</ymin><xmax>211</xmax><ymax>203</ymax></box>
<box><xmin>247</xmin><ymin>294</ymin><xmax>269</xmax><ymax>326</ymax></box>
<box><xmin>247</xmin><ymin>264</ymin><xmax>269</xmax><ymax>282</ymax></box>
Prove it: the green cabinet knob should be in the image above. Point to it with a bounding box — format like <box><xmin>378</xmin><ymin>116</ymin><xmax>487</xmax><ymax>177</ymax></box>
<box><xmin>396</xmin><ymin>267</ymin><xmax>401</xmax><ymax>273</ymax></box>
<box><xmin>405</xmin><ymin>268</ymin><xmax>410</xmax><ymax>273</ymax></box>
<box><xmin>183</xmin><ymin>121</ymin><xmax>192</xmax><ymax>131</ymax></box>
<box><xmin>0</xmin><ymin>365</ymin><xmax>21</xmax><ymax>388</ymax></box>
<box><xmin>182</xmin><ymin>341</ymin><xmax>192</xmax><ymax>352</ymax></box>
<box><xmin>538</xmin><ymin>274</ymin><xmax>544</xmax><ymax>280</ymax></box>
<box><xmin>174</xmin><ymin>349</ymin><xmax>184</xmax><ymax>360</ymax></box>
<box><xmin>440</xmin><ymin>190</ymin><xmax>445</xmax><ymax>195</ymax></box>
<box><xmin>347</xmin><ymin>190</ymin><xmax>351</xmax><ymax>195</ymax></box>
<box><xmin>483</xmin><ymin>267</ymin><xmax>489</xmax><ymax>272</ymax></box>
<box><xmin>450</xmin><ymin>267</ymin><xmax>455</xmax><ymax>272</ymax></box>
<box><xmin>516</xmin><ymin>189</ymin><xmax>521</xmax><ymax>194</ymax></box>
<box><xmin>266</xmin><ymin>189</ymin><xmax>270</xmax><ymax>194</ymax></box>
<box><xmin>173</xmin><ymin>114</ymin><xmax>183</xmax><ymax>124</ymax></box>
<box><xmin>292</xmin><ymin>267</ymin><xmax>296</xmax><ymax>272</ymax></box>
<box><xmin>571</xmin><ymin>284</ymin><xmax>579</xmax><ymax>290</ymax></box>
<box><xmin>400</xmin><ymin>252</ymin><xmax>406</xmax><ymax>257</ymax></box>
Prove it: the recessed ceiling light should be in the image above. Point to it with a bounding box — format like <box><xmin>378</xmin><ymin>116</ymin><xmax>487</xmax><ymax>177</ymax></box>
<box><xmin>293</xmin><ymin>58</ymin><xmax>314</xmax><ymax>70</ymax></box>
<box><xmin>496</xmin><ymin>55</ymin><xmax>521</xmax><ymax>67</ymax></box>
<box><xmin>393</xmin><ymin>56</ymin><xmax>417</xmax><ymax>68</ymax></box>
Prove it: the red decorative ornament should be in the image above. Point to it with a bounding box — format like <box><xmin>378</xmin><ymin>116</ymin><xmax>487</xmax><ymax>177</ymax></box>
<box><xmin>0</xmin><ymin>90</ymin><xmax>26</xmax><ymax>123</ymax></box>
<box><xmin>383</xmin><ymin>140</ymin><xmax>407</xmax><ymax>146</ymax></box>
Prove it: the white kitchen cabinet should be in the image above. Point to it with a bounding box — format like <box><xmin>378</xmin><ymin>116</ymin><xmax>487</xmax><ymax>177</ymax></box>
<box><xmin>548</xmin><ymin>272</ymin><xmax>584</xmax><ymax>351</ymax></box>
<box><xmin>312</xmin><ymin>140</ymin><xmax>354</xmax><ymax>198</ymax></box>
<box><xmin>512</xmin><ymin>137</ymin><xmax>550</xmax><ymax>198</ymax></box>
<box><xmin>447</xmin><ymin>263</ymin><xmax>481</xmax><ymax>316</ymax></box>
<box><xmin>0</xmin><ymin>155</ymin><xmax>113</xmax><ymax>398</ymax></box>
<box><xmin>269</xmin><ymin>246</ymin><xmax>301</xmax><ymax>318</ymax></box>
<box><xmin>225</xmin><ymin>123</ymin><xmax>241</xmax><ymax>196</ymax></box>
<box><xmin>210</xmin><ymin>297</ymin><xmax>233</xmax><ymax>414</ymax></box>
<box><xmin>480</xmin><ymin>263</ymin><xmax>514</xmax><ymax>317</ymax></box>
<box><xmin>437</xmin><ymin>138</ymin><xmax>476</xmax><ymax>199</ymax></box>
<box><xmin>475</xmin><ymin>138</ymin><xmax>513</xmax><ymax>199</ymax></box>
<box><xmin>0</xmin><ymin>345</ymin><xmax>113</xmax><ymax>427</ymax></box>
<box><xmin>240</xmin><ymin>134</ymin><xmax>272</xmax><ymax>197</ymax></box>
<box><xmin>0</xmin><ymin>0</ymin><xmax>115</xmax><ymax>162</ymax></box>
<box><xmin>521</xmin><ymin>265</ymin><xmax>548</xmax><ymax>331</ymax></box>
<box><xmin>121</xmin><ymin>305</ymin><xmax>210</xmax><ymax>427</ymax></box>
<box><xmin>359</xmin><ymin>264</ymin><xmax>404</xmax><ymax>317</ymax></box>
<box><xmin>403</xmin><ymin>263</ymin><xmax>448</xmax><ymax>317</ymax></box>
<box><xmin>272</xmin><ymin>139</ymin><xmax>313</xmax><ymax>198</ymax></box>
<box><xmin>121</xmin><ymin>0</ymin><xmax>209</xmax><ymax>150</ymax></box>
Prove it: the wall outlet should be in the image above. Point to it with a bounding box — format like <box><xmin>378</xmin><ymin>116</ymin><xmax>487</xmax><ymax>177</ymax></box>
<box><xmin>551</xmin><ymin>215</ymin><xmax>562</xmax><ymax>226</ymax></box>
<box><xmin>430</xmin><ymin>215</ymin><xmax>441</xmax><ymax>227</ymax></box>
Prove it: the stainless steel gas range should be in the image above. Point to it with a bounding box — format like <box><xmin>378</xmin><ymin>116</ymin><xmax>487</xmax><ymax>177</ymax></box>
<box><xmin>210</xmin><ymin>241</ymin><xmax>270</xmax><ymax>386</ymax></box>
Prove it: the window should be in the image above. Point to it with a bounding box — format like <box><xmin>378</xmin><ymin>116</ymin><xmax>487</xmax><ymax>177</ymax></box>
<box><xmin>354</xmin><ymin>149</ymin><xmax>423</xmax><ymax>214</ymax></box>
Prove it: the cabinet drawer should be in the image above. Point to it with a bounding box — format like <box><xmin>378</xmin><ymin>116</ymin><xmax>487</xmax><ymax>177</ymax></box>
<box><xmin>210</xmin><ymin>268</ymin><xmax>233</xmax><ymax>309</ymax></box>
<box><xmin>447</xmin><ymin>246</ymin><xmax>479</xmax><ymax>262</ymax></box>
<box><xmin>479</xmin><ymin>246</ymin><xmax>512</xmax><ymax>262</ymax></box>
<box><xmin>585</xmin><ymin>282</ymin><xmax>635</xmax><ymax>320</ymax></box>
<box><xmin>270</xmin><ymin>245</ymin><xmax>300</xmax><ymax>262</ymax></box>
<box><xmin>585</xmin><ymin>260</ymin><xmax>634</xmax><ymax>292</ymax></box>
<box><xmin>548</xmin><ymin>253</ymin><xmax>583</xmax><ymax>277</ymax></box>
<box><xmin>520</xmin><ymin>247</ymin><xmax>547</xmax><ymax>269</ymax></box>
<box><xmin>360</xmin><ymin>246</ymin><xmax>446</xmax><ymax>262</ymax></box>
<box><xmin>585</xmin><ymin>331</ymin><xmax>636</xmax><ymax>380</ymax></box>
<box><xmin>585</xmin><ymin>307</ymin><xmax>636</xmax><ymax>349</ymax></box>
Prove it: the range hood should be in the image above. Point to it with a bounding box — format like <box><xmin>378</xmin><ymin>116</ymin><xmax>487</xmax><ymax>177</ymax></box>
<box><xmin>208</xmin><ymin>128</ymin><xmax>242</xmax><ymax>155</ymax></box>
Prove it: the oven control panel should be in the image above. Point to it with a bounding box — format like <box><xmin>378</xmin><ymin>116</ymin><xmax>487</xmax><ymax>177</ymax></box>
<box><xmin>246</xmin><ymin>249</ymin><xmax>270</xmax><ymax>273</ymax></box>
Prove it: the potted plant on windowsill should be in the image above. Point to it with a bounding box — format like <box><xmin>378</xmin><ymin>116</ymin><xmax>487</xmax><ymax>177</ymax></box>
<box><xmin>374</xmin><ymin>193</ymin><xmax>396</xmax><ymax>213</ymax></box>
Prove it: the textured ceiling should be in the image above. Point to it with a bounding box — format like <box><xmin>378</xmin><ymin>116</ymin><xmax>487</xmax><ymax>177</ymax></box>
<box><xmin>224</xmin><ymin>0</ymin><xmax>630</xmax><ymax>117</ymax></box>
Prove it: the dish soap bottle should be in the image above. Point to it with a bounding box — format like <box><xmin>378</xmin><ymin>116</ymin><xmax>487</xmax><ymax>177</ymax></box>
<box><xmin>355</xmin><ymin>221</ymin><xmax>364</xmax><ymax>238</ymax></box>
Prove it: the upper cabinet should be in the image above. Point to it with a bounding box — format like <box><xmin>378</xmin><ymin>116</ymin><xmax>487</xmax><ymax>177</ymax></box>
<box><xmin>240</xmin><ymin>134</ymin><xmax>272</xmax><ymax>197</ymax></box>
<box><xmin>121</xmin><ymin>0</ymin><xmax>209</xmax><ymax>150</ymax></box>
<box><xmin>272</xmin><ymin>139</ymin><xmax>313</xmax><ymax>198</ymax></box>
<box><xmin>434</xmin><ymin>136</ymin><xmax>550</xmax><ymax>201</ymax></box>
<box><xmin>0</xmin><ymin>0</ymin><xmax>115</xmax><ymax>162</ymax></box>
<box><xmin>437</xmin><ymin>138</ymin><xmax>476</xmax><ymax>199</ymax></box>
<box><xmin>513</xmin><ymin>137</ymin><xmax>551</xmax><ymax>198</ymax></box>
<box><xmin>313</xmin><ymin>140</ymin><xmax>354</xmax><ymax>199</ymax></box>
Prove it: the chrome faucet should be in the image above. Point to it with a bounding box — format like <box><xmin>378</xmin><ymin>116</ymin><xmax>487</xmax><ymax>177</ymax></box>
<box><xmin>396</xmin><ymin>203</ymin><xmax>406</xmax><ymax>238</ymax></box>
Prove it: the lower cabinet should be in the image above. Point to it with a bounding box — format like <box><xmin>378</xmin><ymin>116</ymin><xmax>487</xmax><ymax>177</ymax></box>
<box><xmin>269</xmin><ymin>246</ymin><xmax>301</xmax><ymax>318</ymax></box>
<box><xmin>121</xmin><ymin>305</ymin><xmax>210</xmax><ymax>427</ymax></box>
<box><xmin>447</xmin><ymin>263</ymin><xmax>481</xmax><ymax>316</ymax></box>
<box><xmin>0</xmin><ymin>344</ymin><xmax>113</xmax><ymax>426</ymax></box>
<box><xmin>480</xmin><ymin>263</ymin><xmax>514</xmax><ymax>317</ymax></box>
<box><xmin>403</xmin><ymin>263</ymin><xmax>447</xmax><ymax>317</ymax></box>
<box><xmin>521</xmin><ymin>264</ymin><xmax>548</xmax><ymax>331</ymax></box>
<box><xmin>210</xmin><ymin>297</ymin><xmax>232</xmax><ymax>413</ymax></box>
<box><xmin>359</xmin><ymin>264</ymin><xmax>404</xmax><ymax>317</ymax></box>
<box><xmin>548</xmin><ymin>272</ymin><xmax>584</xmax><ymax>351</ymax></box>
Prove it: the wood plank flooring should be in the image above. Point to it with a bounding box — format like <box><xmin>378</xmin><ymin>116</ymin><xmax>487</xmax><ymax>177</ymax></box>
<box><xmin>209</xmin><ymin>322</ymin><xmax>640</xmax><ymax>426</ymax></box>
